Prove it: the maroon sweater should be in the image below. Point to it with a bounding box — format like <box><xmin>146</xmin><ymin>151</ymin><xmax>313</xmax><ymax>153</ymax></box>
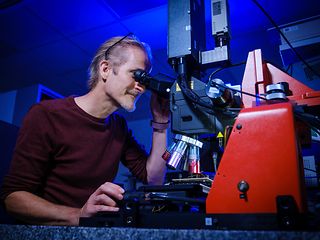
<box><xmin>1</xmin><ymin>96</ymin><xmax>148</xmax><ymax>208</ymax></box>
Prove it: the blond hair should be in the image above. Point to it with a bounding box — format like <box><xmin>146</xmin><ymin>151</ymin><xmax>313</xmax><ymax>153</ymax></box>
<box><xmin>88</xmin><ymin>35</ymin><xmax>152</xmax><ymax>90</ymax></box>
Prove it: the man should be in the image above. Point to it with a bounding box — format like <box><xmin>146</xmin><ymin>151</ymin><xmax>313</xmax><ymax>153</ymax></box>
<box><xmin>1</xmin><ymin>35</ymin><xmax>169</xmax><ymax>226</ymax></box>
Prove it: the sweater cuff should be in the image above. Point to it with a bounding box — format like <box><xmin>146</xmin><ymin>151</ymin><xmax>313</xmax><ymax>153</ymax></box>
<box><xmin>150</xmin><ymin>120</ymin><xmax>170</xmax><ymax>130</ymax></box>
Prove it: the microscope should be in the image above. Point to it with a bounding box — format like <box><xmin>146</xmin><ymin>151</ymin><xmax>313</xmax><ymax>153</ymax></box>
<box><xmin>164</xmin><ymin>0</ymin><xmax>239</xmax><ymax>177</ymax></box>
<box><xmin>80</xmin><ymin>0</ymin><xmax>320</xmax><ymax>230</ymax></box>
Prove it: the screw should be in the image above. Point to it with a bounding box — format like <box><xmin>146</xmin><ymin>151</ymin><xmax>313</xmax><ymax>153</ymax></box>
<box><xmin>126</xmin><ymin>216</ymin><xmax>133</xmax><ymax>224</ymax></box>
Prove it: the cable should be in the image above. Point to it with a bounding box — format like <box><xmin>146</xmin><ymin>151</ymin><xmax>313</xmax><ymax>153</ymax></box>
<box><xmin>177</xmin><ymin>73</ymin><xmax>213</xmax><ymax>110</ymax></box>
<box><xmin>177</xmin><ymin>73</ymin><xmax>241</xmax><ymax>118</ymax></box>
<box><xmin>177</xmin><ymin>73</ymin><xmax>242</xmax><ymax>117</ymax></box>
<box><xmin>304</xmin><ymin>168</ymin><xmax>319</xmax><ymax>174</ymax></box>
<box><xmin>207</xmin><ymin>61</ymin><xmax>269</xmax><ymax>101</ymax></box>
<box><xmin>178</xmin><ymin>61</ymin><xmax>265</xmax><ymax>116</ymax></box>
<box><xmin>210</xmin><ymin>80</ymin><xmax>268</xmax><ymax>101</ymax></box>
<box><xmin>251</xmin><ymin>0</ymin><xmax>320</xmax><ymax>79</ymax></box>
<box><xmin>208</xmin><ymin>61</ymin><xmax>246</xmax><ymax>83</ymax></box>
<box><xmin>294</xmin><ymin>110</ymin><xmax>320</xmax><ymax>135</ymax></box>
<box><xmin>285</xmin><ymin>64</ymin><xmax>293</xmax><ymax>75</ymax></box>
<box><xmin>180</xmin><ymin>61</ymin><xmax>247</xmax><ymax>109</ymax></box>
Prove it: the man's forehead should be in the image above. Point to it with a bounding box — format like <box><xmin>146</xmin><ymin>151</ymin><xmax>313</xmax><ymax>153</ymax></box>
<box><xmin>126</xmin><ymin>47</ymin><xmax>148</xmax><ymax>65</ymax></box>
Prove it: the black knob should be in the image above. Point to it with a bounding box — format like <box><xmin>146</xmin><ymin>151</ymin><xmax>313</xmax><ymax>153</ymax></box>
<box><xmin>238</xmin><ymin>180</ymin><xmax>249</xmax><ymax>193</ymax></box>
<box><xmin>236</xmin><ymin>124</ymin><xmax>242</xmax><ymax>130</ymax></box>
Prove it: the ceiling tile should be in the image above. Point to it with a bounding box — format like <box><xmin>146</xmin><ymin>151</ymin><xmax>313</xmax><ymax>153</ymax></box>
<box><xmin>24</xmin><ymin>40</ymin><xmax>90</xmax><ymax>74</ymax></box>
<box><xmin>229</xmin><ymin>0</ymin><xmax>320</xmax><ymax>37</ymax></box>
<box><xmin>69</xmin><ymin>22</ymin><xmax>128</xmax><ymax>55</ymax></box>
<box><xmin>1</xmin><ymin>0</ymin><xmax>319</xmax><ymax>97</ymax></box>
<box><xmin>0</xmin><ymin>6</ymin><xmax>63</xmax><ymax>52</ymax></box>
<box><xmin>26</xmin><ymin>0</ymin><xmax>117</xmax><ymax>36</ymax></box>
<box><xmin>0</xmin><ymin>39</ymin><xmax>90</xmax><ymax>91</ymax></box>
<box><xmin>104</xmin><ymin>0</ymin><xmax>167</xmax><ymax>18</ymax></box>
<box><xmin>122</xmin><ymin>5</ymin><xmax>167</xmax><ymax>50</ymax></box>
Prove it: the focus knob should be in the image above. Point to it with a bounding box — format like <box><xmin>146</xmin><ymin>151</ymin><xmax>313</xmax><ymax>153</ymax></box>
<box><xmin>238</xmin><ymin>180</ymin><xmax>249</xmax><ymax>193</ymax></box>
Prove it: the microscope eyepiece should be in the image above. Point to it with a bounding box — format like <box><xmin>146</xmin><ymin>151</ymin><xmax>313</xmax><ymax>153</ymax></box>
<box><xmin>133</xmin><ymin>69</ymin><xmax>150</xmax><ymax>86</ymax></box>
<box><xmin>133</xmin><ymin>70</ymin><xmax>174</xmax><ymax>97</ymax></box>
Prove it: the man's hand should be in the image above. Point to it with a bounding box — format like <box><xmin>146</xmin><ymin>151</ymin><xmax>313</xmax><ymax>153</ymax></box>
<box><xmin>79</xmin><ymin>182</ymin><xmax>125</xmax><ymax>218</ymax></box>
<box><xmin>150</xmin><ymin>92</ymin><xmax>170</xmax><ymax>123</ymax></box>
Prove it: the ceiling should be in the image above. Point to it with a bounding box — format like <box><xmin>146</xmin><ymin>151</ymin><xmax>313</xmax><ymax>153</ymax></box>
<box><xmin>0</xmin><ymin>0</ymin><xmax>319</xmax><ymax>119</ymax></box>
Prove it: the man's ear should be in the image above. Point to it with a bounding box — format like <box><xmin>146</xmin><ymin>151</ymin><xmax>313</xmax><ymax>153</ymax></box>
<box><xmin>99</xmin><ymin>60</ymin><xmax>111</xmax><ymax>82</ymax></box>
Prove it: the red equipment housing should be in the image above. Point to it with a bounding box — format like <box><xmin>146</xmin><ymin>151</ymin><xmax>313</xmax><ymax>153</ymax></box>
<box><xmin>206</xmin><ymin>49</ymin><xmax>320</xmax><ymax>215</ymax></box>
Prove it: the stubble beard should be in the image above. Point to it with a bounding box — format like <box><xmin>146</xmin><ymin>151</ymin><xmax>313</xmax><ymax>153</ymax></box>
<box><xmin>122</xmin><ymin>99</ymin><xmax>136</xmax><ymax>112</ymax></box>
<box><xmin>121</xmin><ymin>94</ymin><xmax>141</xmax><ymax>113</ymax></box>
<box><xmin>121</xmin><ymin>89</ymin><xmax>143</xmax><ymax>112</ymax></box>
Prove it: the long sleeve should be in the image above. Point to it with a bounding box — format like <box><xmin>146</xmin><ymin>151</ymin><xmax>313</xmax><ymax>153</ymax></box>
<box><xmin>1</xmin><ymin>104</ymin><xmax>54</xmax><ymax>200</ymax></box>
<box><xmin>120</xmin><ymin>118</ymin><xmax>148</xmax><ymax>184</ymax></box>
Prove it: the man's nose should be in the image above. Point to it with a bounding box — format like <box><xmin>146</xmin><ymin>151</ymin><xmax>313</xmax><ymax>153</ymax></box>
<box><xmin>135</xmin><ymin>81</ymin><xmax>146</xmax><ymax>94</ymax></box>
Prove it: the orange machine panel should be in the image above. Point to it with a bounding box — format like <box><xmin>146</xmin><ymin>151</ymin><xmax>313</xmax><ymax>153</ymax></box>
<box><xmin>206</xmin><ymin>102</ymin><xmax>306</xmax><ymax>214</ymax></box>
<box><xmin>241</xmin><ymin>49</ymin><xmax>320</xmax><ymax>108</ymax></box>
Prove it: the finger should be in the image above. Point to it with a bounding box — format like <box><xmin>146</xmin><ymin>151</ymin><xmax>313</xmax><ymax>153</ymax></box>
<box><xmin>95</xmin><ymin>205</ymin><xmax>119</xmax><ymax>212</ymax></box>
<box><xmin>94</xmin><ymin>194</ymin><xmax>117</xmax><ymax>207</ymax></box>
<box><xmin>151</xmin><ymin>92</ymin><xmax>170</xmax><ymax>108</ymax></box>
<box><xmin>97</xmin><ymin>182</ymin><xmax>124</xmax><ymax>194</ymax></box>
<box><xmin>104</xmin><ymin>182</ymin><xmax>125</xmax><ymax>196</ymax></box>
<box><xmin>105</xmin><ymin>182</ymin><xmax>125</xmax><ymax>193</ymax></box>
<box><xmin>96</xmin><ymin>182</ymin><xmax>125</xmax><ymax>200</ymax></box>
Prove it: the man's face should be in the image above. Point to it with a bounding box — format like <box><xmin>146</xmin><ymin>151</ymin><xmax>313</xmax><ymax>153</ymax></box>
<box><xmin>105</xmin><ymin>47</ymin><xmax>147</xmax><ymax>112</ymax></box>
